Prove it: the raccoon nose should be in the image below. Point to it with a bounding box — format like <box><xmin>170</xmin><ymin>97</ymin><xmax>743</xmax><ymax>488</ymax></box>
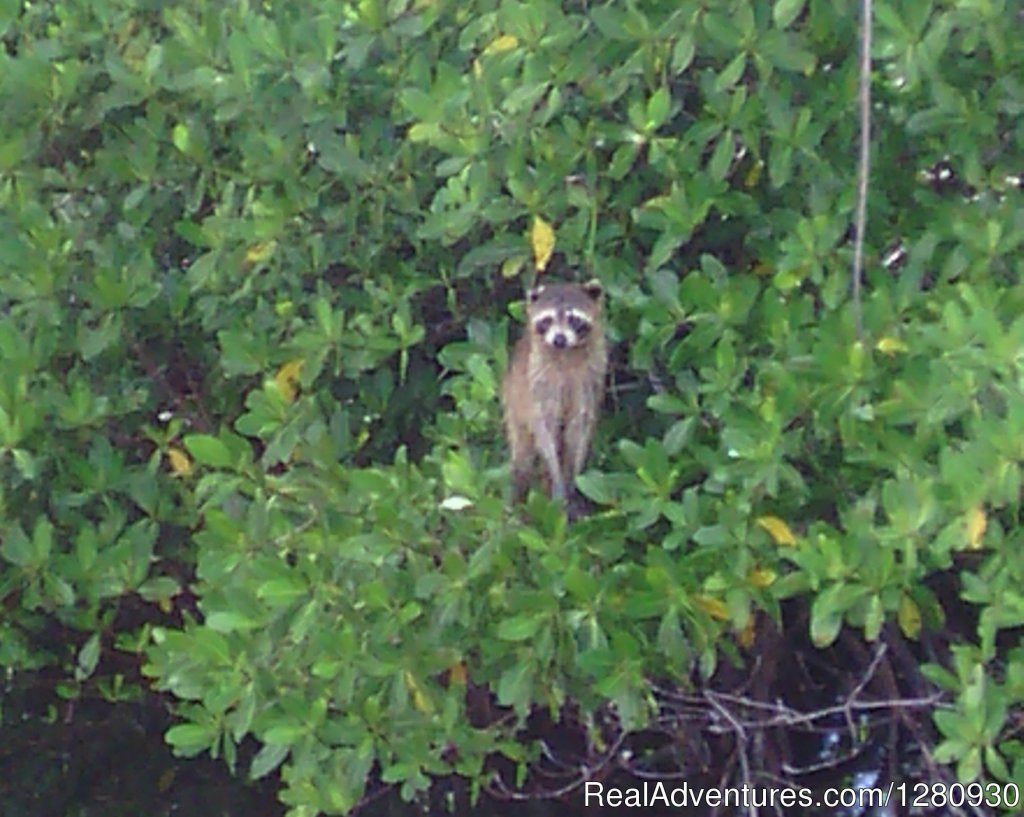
<box><xmin>552</xmin><ymin>333</ymin><xmax>567</xmax><ymax>349</ymax></box>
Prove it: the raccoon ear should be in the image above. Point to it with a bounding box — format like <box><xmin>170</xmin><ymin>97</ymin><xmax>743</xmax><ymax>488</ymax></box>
<box><xmin>527</xmin><ymin>286</ymin><xmax>545</xmax><ymax>303</ymax></box>
<box><xmin>582</xmin><ymin>279</ymin><xmax>603</xmax><ymax>301</ymax></box>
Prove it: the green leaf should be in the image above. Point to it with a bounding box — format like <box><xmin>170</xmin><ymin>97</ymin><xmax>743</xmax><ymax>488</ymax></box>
<box><xmin>206</xmin><ymin>611</ymin><xmax>260</xmax><ymax>632</ymax></box>
<box><xmin>646</xmin><ymin>87</ymin><xmax>671</xmax><ymax>131</ymax></box>
<box><xmin>663</xmin><ymin>418</ymin><xmax>695</xmax><ymax>457</ymax></box>
<box><xmin>184</xmin><ymin>434</ymin><xmax>234</xmax><ymax>468</ymax></box>
<box><xmin>75</xmin><ymin>633</ymin><xmax>102</xmax><ymax>681</ymax></box>
<box><xmin>874</xmin><ymin>1</ymin><xmax>907</xmax><ymax>36</ymax></box>
<box><xmin>497</xmin><ymin>615</ymin><xmax>544</xmax><ymax>641</ymax></box>
<box><xmin>809</xmin><ymin>583</ymin><xmax>865</xmax><ymax>647</ymax></box>
<box><xmin>264</xmin><ymin>722</ymin><xmax>307</xmax><ymax>745</ymax></box>
<box><xmin>656</xmin><ymin>608</ymin><xmax>686</xmax><ymax>660</ymax></box>
<box><xmin>1</xmin><ymin>523</ymin><xmax>34</xmax><ymax>567</ymax></box>
<box><xmin>590</xmin><ymin>6</ymin><xmax>645</xmax><ymax>41</ymax></box>
<box><xmin>257</xmin><ymin>576</ymin><xmax>308</xmax><ymax>605</ymax></box>
<box><xmin>957</xmin><ymin>747</ymin><xmax>982</xmax><ymax>783</ymax></box>
<box><xmin>932</xmin><ymin>736</ymin><xmax>969</xmax><ymax>764</ymax></box>
<box><xmin>704</xmin><ymin>13</ymin><xmax>743</xmax><ymax>48</ymax></box>
<box><xmin>575</xmin><ymin>472</ymin><xmax>630</xmax><ymax>504</ymax></box>
<box><xmin>249</xmin><ymin>743</ymin><xmax>290</xmax><ymax>780</ymax></box>
<box><xmin>78</xmin><ymin>313</ymin><xmax>123</xmax><ymax>361</ymax></box>
<box><xmin>316</xmin><ymin>133</ymin><xmax>372</xmax><ymax>181</ymax></box>
<box><xmin>171</xmin><ymin>123</ymin><xmax>190</xmax><ymax>154</ymax></box>
<box><xmin>138</xmin><ymin>576</ymin><xmax>181</xmax><ymax>604</ymax></box>
<box><xmin>497</xmin><ymin>661</ymin><xmax>533</xmax><ymax>713</ymax></box>
<box><xmin>864</xmin><ymin>594</ymin><xmax>884</xmax><ymax>641</ymax></box>
<box><xmin>708</xmin><ymin>131</ymin><xmax>733</xmax><ymax>182</ymax></box>
<box><xmin>32</xmin><ymin>517</ymin><xmax>54</xmax><ymax>563</ymax></box>
<box><xmin>772</xmin><ymin>0</ymin><xmax>806</xmax><ymax>30</ymax></box>
<box><xmin>218</xmin><ymin>329</ymin><xmax>266</xmax><ymax>376</ymax></box>
<box><xmin>714</xmin><ymin>54</ymin><xmax>747</xmax><ymax>92</ymax></box>
<box><xmin>44</xmin><ymin>573</ymin><xmax>76</xmax><ymax>607</ymax></box>
<box><xmin>671</xmin><ymin>33</ymin><xmax>695</xmax><ymax>74</ymax></box>
<box><xmin>984</xmin><ymin>745</ymin><xmax>1010</xmax><ymax>781</ymax></box>
<box><xmin>166</xmin><ymin>723</ymin><xmax>217</xmax><ymax>757</ymax></box>
<box><xmin>760</xmin><ymin>31</ymin><xmax>816</xmax><ymax>73</ymax></box>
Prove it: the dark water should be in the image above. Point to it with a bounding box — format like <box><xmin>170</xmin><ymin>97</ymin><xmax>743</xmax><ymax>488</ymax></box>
<box><xmin>0</xmin><ymin>695</ymin><xmax>283</xmax><ymax>817</ymax></box>
<box><xmin>0</xmin><ymin>694</ymin><xmax>769</xmax><ymax>817</ymax></box>
<box><xmin>0</xmin><ymin>681</ymin><xmax>921</xmax><ymax>817</ymax></box>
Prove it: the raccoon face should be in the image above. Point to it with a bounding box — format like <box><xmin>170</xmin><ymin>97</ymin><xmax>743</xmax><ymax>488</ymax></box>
<box><xmin>527</xmin><ymin>280</ymin><xmax>603</xmax><ymax>351</ymax></box>
<box><xmin>531</xmin><ymin>307</ymin><xmax>594</xmax><ymax>349</ymax></box>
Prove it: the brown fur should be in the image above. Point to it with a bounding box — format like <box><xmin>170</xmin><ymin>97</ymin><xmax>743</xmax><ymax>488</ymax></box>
<box><xmin>502</xmin><ymin>280</ymin><xmax>607</xmax><ymax>510</ymax></box>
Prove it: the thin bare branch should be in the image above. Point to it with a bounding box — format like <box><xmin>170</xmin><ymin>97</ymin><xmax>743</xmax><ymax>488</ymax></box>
<box><xmin>852</xmin><ymin>0</ymin><xmax>873</xmax><ymax>340</ymax></box>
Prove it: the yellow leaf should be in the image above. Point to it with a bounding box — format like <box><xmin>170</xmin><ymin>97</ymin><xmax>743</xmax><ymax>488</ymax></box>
<box><xmin>448</xmin><ymin>661</ymin><xmax>467</xmax><ymax>686</ymax></box>
<box><xmin>472</xmin><ymin>58</ymin><xmax>482</xmax><ymax>78</ymax></box>
<box><xmin>244</xmin><ymin>241</ymin><xmax>276</xmax><ymax>267</ymax></box>
<box><xmin>738</xmin><ymin>616</ymin><xmax>756</xmax><ymax>649</ymax></box>
<box><xmin>747</xmin><ymin>567</ymin><xmax>777</xmax><ymax>588</ymax></box>
<box><xmin>157</xmin><ymin>767</ymin><xmax>177</xmax><ymax>793</ymax></box>
<box><xmin>756</xmin><ymin>515</ymin><xmax>797</xmax><ymax>546</ymax></box>
<box><xmin>898</xmin><ymin>594</ymin><xmax>922</xmax><ymax>640</ymax></box>
<box><xmin>500</xmin><ymin>255</ymin><xmax>526</xmax><ymax>279</ymax></box>
<box><xmin>482</xmin><ymin>34</ymin><xmax>519</xmax><ymax>56</ymax></box>
<box><xmin>166</xmin><ymin>447</ymin><xmax>192</xmax><ymax>477</ymax></box>
<box><xmin>876</xmin><ymin>336</ymin><xmax>908</xmax><ymax>355</ymax></box>
<box><xmin>530</xmin><ymin>216</ymin><xmax>555</xmax><ymax>272</ymax></box>
<box><xmin>404</xmin><ymin>670</ymin><xmax>434</xmax><ymax>714</ymax></box>
<box><xmin>694</xmin><ymin>595</ymin><xmax>729</xmax><ymax>621</ymax></box>
<box><xmin>743</xmin><ymin>158</ymin><xmax>764</xmax><ymax>188</ymax></box>
<box><xmin>274</xmin><ymin>359</ymin><xmax>304</xmax><ymax>403</ymax></box>
<box><xmin>965</xmin><ymin>505</ymin><xmax>986</xmax><ymax>550</ymax></box>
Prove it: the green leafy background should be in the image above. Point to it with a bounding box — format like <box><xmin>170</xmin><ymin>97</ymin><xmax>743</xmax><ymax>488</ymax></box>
<box><xmin>1</xmin><ymin>0</ymin><xmax>1022</xmax><ymax>813</ymax></box>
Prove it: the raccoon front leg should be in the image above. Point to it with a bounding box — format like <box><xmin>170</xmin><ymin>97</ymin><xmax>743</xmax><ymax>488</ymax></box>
<box><xmin>506</xmin><ymin>422</ymin><xmax>534</xmax><ymax>503</ymax></box>
<box><xmin>564</xmin><ymin>405</ymin><xmax>597</xmax><ymax>497</ymax></box>
<box><xmin>532</xmin><ymin>417</ymin><xmax>567</xmax><ymax>501</ymax></box>
<box><xmin>509</xmin><ymin>453</ymin><xmax>534</xmax><ymax>504</ymax></box>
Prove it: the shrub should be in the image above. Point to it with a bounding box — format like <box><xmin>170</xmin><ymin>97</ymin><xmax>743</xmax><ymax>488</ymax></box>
<box><xmin>2</xmin><ymin>0</ymin><xmax>1023</xmax><ymax>813</ymax></box>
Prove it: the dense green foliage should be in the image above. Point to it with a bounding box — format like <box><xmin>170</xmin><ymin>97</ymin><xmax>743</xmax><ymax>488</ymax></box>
<box><xmin>1</xmin><ymin>0</ymin><xmax>1022</xmax><ymax>813</ymax></box>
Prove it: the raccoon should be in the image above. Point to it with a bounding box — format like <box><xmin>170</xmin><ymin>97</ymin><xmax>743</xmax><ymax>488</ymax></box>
<box><xmin>502</xmin><ymin>279</ymin><xmax>607</xmax><ymax>514</ymax></box>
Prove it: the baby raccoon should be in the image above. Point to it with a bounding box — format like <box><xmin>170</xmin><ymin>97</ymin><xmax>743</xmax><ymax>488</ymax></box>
<box><xmin>502</xmin><ymin>279</ymin><xmax>607</xmax><ymax>513</ymax></box>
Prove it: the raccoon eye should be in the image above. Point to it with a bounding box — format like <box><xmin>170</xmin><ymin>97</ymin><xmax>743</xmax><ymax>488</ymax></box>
<box><xmin>567</xmin><ymin>315</ymin><xmax>591</xmax><ymax>337</ymax></box>
<box><xmin>535</xmin><ymin>317</ymin><xmax>553</xmax><ymax>336</ymax></box>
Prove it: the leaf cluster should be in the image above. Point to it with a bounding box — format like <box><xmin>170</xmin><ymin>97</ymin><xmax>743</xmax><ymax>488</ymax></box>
<box><xmin>1</xmin><ymin>0</ymin><xmax>1023</xmax><ymax>813</ymax></box>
